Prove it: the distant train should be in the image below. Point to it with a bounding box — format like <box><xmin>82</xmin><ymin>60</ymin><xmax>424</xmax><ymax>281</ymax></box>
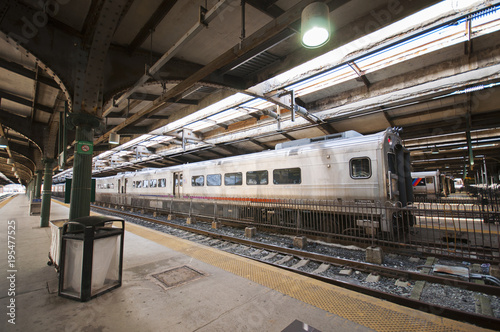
<box><xmin>411</xmin><ymin>170</ymin><xmax>455</xmax><ymax>199</ymax></box>
<box><xmin>54</xmin><ymin>128</ymin><xmax>415</xmax><ymax>238</ymax></box>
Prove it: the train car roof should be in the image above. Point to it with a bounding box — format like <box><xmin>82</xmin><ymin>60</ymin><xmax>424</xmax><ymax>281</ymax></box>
<box><xmin>95</xmin><ymin>128</ymin><xmax>396</xmax><ymax>180</ymax></box>
<box><xmin>411</xmin><ymin>170</ymin><xmax>441</xmax><ymax>177</ymax></box>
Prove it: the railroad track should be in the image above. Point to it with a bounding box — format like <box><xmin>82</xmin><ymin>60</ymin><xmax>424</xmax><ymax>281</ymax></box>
<box><xmin>91</xmin><ymin>203</ymin><xmax>500</xmax><ymax>330</ymax></box>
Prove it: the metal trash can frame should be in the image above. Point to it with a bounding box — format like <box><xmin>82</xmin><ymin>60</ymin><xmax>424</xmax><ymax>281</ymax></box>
<box><xmin>48</xmin><ymin>219</ymin><xmax>68</xmax><ymax>271</ymax></box>
<box><xmin>58</xmin><ymin>216</ymin><xmax>124</xmax><ymax>302</ymax></box>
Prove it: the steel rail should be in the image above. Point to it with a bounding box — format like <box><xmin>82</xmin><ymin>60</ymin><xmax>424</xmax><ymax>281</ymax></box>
<box><xmin>91</xmin><ymin>204</ymin><xmax>500</xmax><ymax>330</ymax></box>
<box><xmin>245</xmin><ymin>253</ymin><xmax>500</xmax><ymax>331</ymax></box>
<box><xmin>92</xmin><ymin>204</ymin><xmax>500</xmax><ymax>296</ymax></box>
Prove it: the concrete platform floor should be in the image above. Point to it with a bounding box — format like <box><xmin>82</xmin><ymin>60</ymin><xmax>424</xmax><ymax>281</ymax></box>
<box><xmin>0</xmin><ymin>195</ymin><xmax>492</xmax><ymax>332</ymax></box>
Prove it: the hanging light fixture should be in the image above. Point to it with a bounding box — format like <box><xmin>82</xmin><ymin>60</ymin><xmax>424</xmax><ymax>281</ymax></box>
<box><xmin>0</xmin><ymin>136</ymin><xmax>8</xmax><ymax>148</ymax></box>
<box><xmin>301</xmin><ymin>2</ymin><xmax>331</xmax><ymax>48</ymax></box>
<box><xmin>109</xmin><ymin>132</ymin><xmax>120</xmax><ymax>145</ymax></box>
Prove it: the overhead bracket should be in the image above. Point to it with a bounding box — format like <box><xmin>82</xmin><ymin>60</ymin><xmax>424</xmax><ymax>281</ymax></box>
<box><xmin>348</xmin><ymin>62</ymin><xmax>371</xmax><ymax>88</ymax></box>
<box><xmin>200</xmin><ymin>6</ymin><xmax>208</xmax><ymax>27</ymax></box>
<box><xmin>264</xmin><ymin>107</ymin><xmax>281</xmax><ymax>131</ymax></box>
<box><xmin>278</xmin><ymin>90</ymin><xmax>295</xmax><ymax>122</ymax></box>
<box><xmin>277</xmin><ymin>89</ymin><xmax>313</xmax><ymax>122</ymax></box>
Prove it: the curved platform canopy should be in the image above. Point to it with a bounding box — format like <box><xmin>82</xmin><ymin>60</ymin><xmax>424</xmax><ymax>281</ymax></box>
<box><xmin>0</xmin><ymin>0</ymin><xmax>499</xmax><ymax>186</ymax></box>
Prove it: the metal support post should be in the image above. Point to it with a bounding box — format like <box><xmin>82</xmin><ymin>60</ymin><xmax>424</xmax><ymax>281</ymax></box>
<box><xmin>69</xmin><ymin>113</ymin><xmax>101</xmax><ymax>220</ymax></box>
<box><xmin>40</xmin><ymin>159</ymin><xmax>54</xmax><ymax>227</ymax></box>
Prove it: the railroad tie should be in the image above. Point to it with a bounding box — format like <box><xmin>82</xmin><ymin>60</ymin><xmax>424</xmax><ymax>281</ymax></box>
<box><xmin>290</xmin><ymin>259</ymin><xmax>309</xmax><ymax>270</ymax></box>
<box><xmin>275</xmin><ymin>255</ymin><xmax>293</xmax><ymax>265</ymax></box>
<box><xmin>209</xmin><ymin>239</ymin><xmax>221</xmax><ymax>246</ymax></box>
<box><xmin>250</xmin><ymin>249</ymin><xmax>262</xmax><ymax>256</ymax></box>
<box><xmin>312</xmin><ymin>263</ymin><xmax>330</xmax><ymax>274</ymax></box>
<box><xmin>262</xmin><ymin>252</ymin><xmax>277</xmax><ymax>260</ymax></box>
<box><xmin>410</xmin><ymin>257</ymin><xmax>436</xmax><ymax>300</ymax></box>
<box><xmin>472</xmin><ymin>263</ymin><xmax>494</xmax><ymax>317</ymax></box>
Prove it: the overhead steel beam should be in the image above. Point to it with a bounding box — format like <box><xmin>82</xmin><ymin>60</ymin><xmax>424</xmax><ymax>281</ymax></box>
<box><xmin>348</xmin><ymin>62</ymin><xmax>371</xmax><ymax>88</ymax></box>
<box><xmin>0</xmin><ymin>0</ymin><xmax>80</xmax><ymax>109</ymax></box>
<box><xmin>249</xmin><ymin>138</ymin><xmax>270</xmax><ymax>150</ymax></box>
<box><xmin>116</xmin><ymin>126</ymin><xmax>150</xmax><ymax>135</ymax></box>
<box><xmin>128</xmin><ymin>92</ymin><xmax>199</xmax><ymax>105</ymax></box>
<box><xmin>81</xmin><ymin>0</ymin><xmax>105</xmax><ymax>47</ymax></box>
<box><xmin>30</xmin><ymin>64</ymin><xmax>39</xmax><ymax>123</ymax></box>
<box><xmin>0</xmin><ymin>89</ymin><xmax>53</xmax><ymax>114</ymax></box>
<box><xmin>127</xmin><ymin>0</ymin><xmax>178</xmax><ymax>54</ymax></box>
<box><xmin>245</xmin><ymin>0</ymin><xmax>284</xmax><ymax>18</ymax></box>
<box><xmin>103</xmin><ymin>0</ymin><xmax>232</xmax><ymax>117</ymax></box>
<box><xmin>106</xmin><ymin>113</ymin><xmax>170</xmax><ymax>120</ymax></box>
<box><xmin>77</xmin><ymin>0</ymin><xmax>130</xmax><ymax>114</ymax></box>
<box><xmin>216</xmin><ymin>28</ymin><xmax>295</xmax><ymax>76</ymax></box>
<box><xmin>0</xmin><ymin>58</ymin><xmax>59</xmax><ymax>89</ymax></box>
<box><xmin>0</xmin><ymin>108</ymin><xmax>44</xmax><ymax>148</ymax></box>
<box><xmin>216</xmin><ymin>143</ymin><xmax>250</xmax><ymax>155</ymax></box>
<box><xmin>401</xmin><ymin>111</ymin><xmax>500</xmax><ymax>140</ymax></box>
<box><xmin>98</xmin><ymin>0</ymin><xmax>321</xmax><ymax>143</ymax></box>
<box><xmin>250</xmin><ymin>0</ymin><xmax>441</xmax><ymax>85</ymax></box>
<box><xmin>280</xmin><ymin>132</ymin><xmax>296</xmax><ymax>141</ymax></box>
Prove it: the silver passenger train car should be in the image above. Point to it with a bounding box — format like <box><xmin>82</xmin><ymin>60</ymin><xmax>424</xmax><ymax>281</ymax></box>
<box><xmin>89</xmin><ymin>128</ymin><xmax>414</xmax><ymax>238</ymax></box>
<box><xmin>411</xmin><ymin>170</ymin><xmax>455</xmax><ymax>199</ymax></box>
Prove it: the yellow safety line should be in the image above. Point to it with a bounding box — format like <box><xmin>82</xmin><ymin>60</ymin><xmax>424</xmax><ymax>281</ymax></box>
<box><xmin>53</xmin><ymin>200</ymin><xmax>491</xmax><ymax>331</ymax></box>
<box><xmin>125</xmin><ymin>222</ymin><xmax>491</xmax><ymax>332</ymax></box>
<box><xmin>0</xmin><ymin>195</ymin><xmax>16</xmax><ymax>209</ymax></box>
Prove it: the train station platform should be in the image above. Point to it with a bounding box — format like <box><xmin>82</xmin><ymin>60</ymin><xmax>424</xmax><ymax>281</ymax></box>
<box><xmin>0</xmin><ymin>194</ymin><xmax>494</xmax><ymax>332</ymax></box>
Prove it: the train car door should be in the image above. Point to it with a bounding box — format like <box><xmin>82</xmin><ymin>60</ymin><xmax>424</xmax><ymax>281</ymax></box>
<box><xmin>173</xmin><ymin>172</ymin><xmax>183</xmax><ymax>197</ymax></box>
<box><xmin>123</xmin><ymin>179</ymin><xmax>127</xmax><ymax>194</ymax></box>
<box><xmin>118</xmin><ymin>179</ymin><xmax>121</xmax><ymax>193</ymax></box>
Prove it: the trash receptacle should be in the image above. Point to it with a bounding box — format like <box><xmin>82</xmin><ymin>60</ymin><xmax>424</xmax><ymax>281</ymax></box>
<box><xmin>30</xmin><ymin>199</ymin><xmax>42</xmax><ymax>215</ymax></box>
<box><xmin>48</xmin><ymin>219</ymin><xmax>68</xmax><ymax>270</ymax></box>
<box><xmin>58</xmin><ymin>215</ymin><xmax>124</xmax><ymax>302</ymax></box>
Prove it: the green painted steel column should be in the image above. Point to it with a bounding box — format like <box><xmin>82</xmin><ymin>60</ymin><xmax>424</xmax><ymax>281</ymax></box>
<box><xmin>40</xmin><ymin>159</ymin><xmax>54</xmax><ymax>227</ymax></box>
<box><xmin>69</xmin><ymin>114</ymin><xmax>100</xmax><ymax>220</ymax></box>
<box><xmin>34</xmin><ymin>170</ymin><xmax>43</xmax><ymax>199</ymax></box>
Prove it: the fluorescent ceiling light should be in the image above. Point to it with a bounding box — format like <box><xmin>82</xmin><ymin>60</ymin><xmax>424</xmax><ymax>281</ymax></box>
<box><xmin>109</xmin><ymin>132</ymin><xmax>120</xmax><ymax>145</ymax></box>
<box><xmin>0</xmin><ymin>137</ymin><xmax>8</xmax><ymax>148</ymax></box>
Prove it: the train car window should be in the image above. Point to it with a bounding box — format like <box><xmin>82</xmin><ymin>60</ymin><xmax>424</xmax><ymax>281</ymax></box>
<box><xmin>158</xmin><ymin>178</ymin><xmax>166</xmax><ymax>187</ymax></box>
<box><xmin>388</xmin><ymin>153</ymin><xmax>396</xmax><ymax>173</ymax></box>
<box><xmin>246</xmin><ymin>170</ymin><xmax>268</xmax><ymax>185</ymax></box>
<box><xmin>350</xmin><ymin>158</ymin><xmax>371</xmax><ymax>179</ymax></box>
<box><xmin>136</xmin><ymin>181</ymin><xmax>142</xmax><ymax>188</ymax></box>
<box><xmin>273</xmin><ymin>168</ymin><xmax>301</xmax><ymax>184</ymax></box>
<box><xmin>207</xmin><ymin>174</ymin><xmax>221</xmax><ymax>186</ymax></box>
<box><xmin>426</xmin><ymin>177</ymin><xmax>434</xmax><ymax>184</ymax></box>
<box><xmin>191</xmin><ymin>175</ymin><xmax>205</xmax><ymax>186</ymax></box>
<box><xmin>110</xmin><ymin>183</ymin><xmax>114</xmax><ymax>189</ymax></box>
<box><xmin>150</xmin><ymin>179</ymin><xmax>157</xmax><ymax>188</ymax></box>
<box><xmin>224</xmin><ymin>172</ymin><xmax>242</xmax><ymax>186</ymax></box>
<box><xmin>143</xmin><ymin>180</ymin><xmax>149</xmax><ymax>188</ymax></box>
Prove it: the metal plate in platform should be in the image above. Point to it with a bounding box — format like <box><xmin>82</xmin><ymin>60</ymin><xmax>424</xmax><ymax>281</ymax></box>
<box><xmin>282</xmin><ymin>320</ymin><xmax>321</xmax><ymax>332</ymax></box>
<box><xmin>152</xmin><ymin>266</ymin><xmax>204</xmax><ymax>289</ymax></box>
